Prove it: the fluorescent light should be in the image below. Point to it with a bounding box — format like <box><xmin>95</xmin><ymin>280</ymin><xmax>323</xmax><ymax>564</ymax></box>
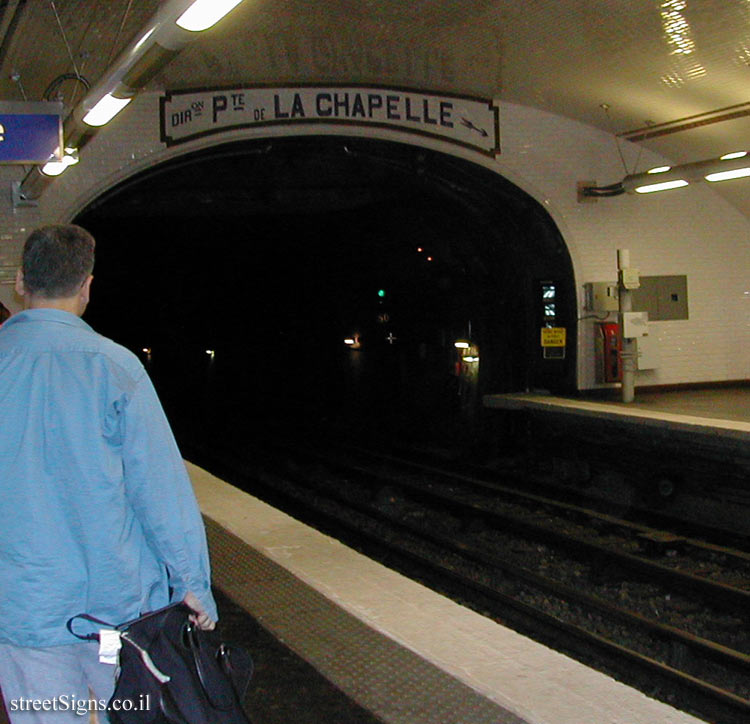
<box><xmin>41</xmin><ymin>149</ymin><xmax>79</xmax><ymax>177</ymax></box>
<box><xmin>594</xmin><ymin>149</ymin><xmax>750</xmax><ymax>197</ymax></box>
<box><xmin>705</xmin><ymin>167</ymin><xmax>750</xmax><ymax>182</ymax></box>
<box><xmin>82</xmin><ymin>94</ymin><xmax>132</xmax><ymax>126</ymax></box>
<box><xmin>634</xmin><ymin>179</ymin><xmax>689</xmax><ymax>193</ymax></box>
<box><xmin>454</xmin><ymin>341</ymin><xmax>470</xmax><ymax>349</ymax></box>
<box><xmin>176</xmin><ymin>0</ymin><xmax>244</xmax><ymax>31</ymax></box>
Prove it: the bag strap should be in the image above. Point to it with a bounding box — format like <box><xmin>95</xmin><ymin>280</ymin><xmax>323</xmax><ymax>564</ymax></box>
<box><xmin>66</xmin><ymin>602</ymin><xmax>184</xmax><ymax>641</ymax></box>
<box><xmin>66</xmin><ymin>613</ymin><xmax>117</xmax><ymax>641</ymax></box>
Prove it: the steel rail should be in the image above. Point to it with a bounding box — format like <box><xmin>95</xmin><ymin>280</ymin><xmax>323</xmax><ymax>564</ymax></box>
<box><xmin>338</xmin><ymin>441</ymin><xmax>750</xmax><ymax>564</ymax></box>
<box><xmin>276</xmin><ymin>455</ymin><xmax>750</xmax><ymax>674</ymax></box>
<box><xmin>282</xmin><ymin>443</ymin><xmax>750</xmax><ymax>610</ymax></box>
<box><xmin>189</xmin><ymin>441</ymin><xmax>750</xmax><ymax>724</ymax></box>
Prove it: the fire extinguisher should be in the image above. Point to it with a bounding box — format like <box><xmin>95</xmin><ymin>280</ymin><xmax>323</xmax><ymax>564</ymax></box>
<box><xmin>599</xmin><ymin>323</ymin><xmax>622</xmax><ymax>383</ymax></box>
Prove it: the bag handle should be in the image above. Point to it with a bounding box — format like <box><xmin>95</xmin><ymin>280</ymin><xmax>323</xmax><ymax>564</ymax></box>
<box><xmin>66</xmin><ymin>613</ymin><xmax>117</xmax><ymax>641</ymax></box>
<box><xmin>67</xmin><ymin>602</ymin><xmax>185</xmax><ymax>641</ymax></box>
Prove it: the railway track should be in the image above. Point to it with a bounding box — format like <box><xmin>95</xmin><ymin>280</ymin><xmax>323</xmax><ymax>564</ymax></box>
<box><xmin>186</xmin><ymin>437</ymin><xmax>750</xmax><ymax>724</ymax></box>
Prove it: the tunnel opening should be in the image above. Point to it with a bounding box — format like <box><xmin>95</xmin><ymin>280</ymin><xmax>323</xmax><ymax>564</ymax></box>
<box><xmin>77</xmin><ymin>135</ymin><xmax>576</xmax><ymax>449</ymax></box>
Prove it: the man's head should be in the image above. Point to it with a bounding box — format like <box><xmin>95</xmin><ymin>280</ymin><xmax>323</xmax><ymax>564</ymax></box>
<box><xmin>16</xmin><ymin>225</ymin><xmax>95</xmax><ymax>314</ymax></box>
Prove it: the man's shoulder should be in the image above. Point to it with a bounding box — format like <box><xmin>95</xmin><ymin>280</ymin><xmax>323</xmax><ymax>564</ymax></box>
<box><xmin>89</xmin><ymin>331</ymin><xmax>145</xmax><ymax>379</ymax></box>
<box><xmin>1</xmin><ymin>310</ymin><xmax>146</xmax><ymax>382</ymax></box>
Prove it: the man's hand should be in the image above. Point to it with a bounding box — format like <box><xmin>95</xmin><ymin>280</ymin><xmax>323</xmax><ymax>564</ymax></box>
<box><xmin>183</xmin><ymin>591</ymin><xmax>216</xmax><ymax>630</ymax></box>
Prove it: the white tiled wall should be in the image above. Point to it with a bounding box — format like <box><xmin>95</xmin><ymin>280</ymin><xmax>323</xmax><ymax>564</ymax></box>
<box><xmin>493</xmin><ymin>102</ymin><xmax>750</xmax><ymax>389</ymax></box>
<box><xmin>1</xmin><ymin>93</ymin><xmax>748</xmax><ymax>389</ymax></box>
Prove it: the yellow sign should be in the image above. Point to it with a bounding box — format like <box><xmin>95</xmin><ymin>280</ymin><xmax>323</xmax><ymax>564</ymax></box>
<box><xmin>541</xmin><ymin>327</ymin><xmax>566</xmax><ymax>347</ymax></box>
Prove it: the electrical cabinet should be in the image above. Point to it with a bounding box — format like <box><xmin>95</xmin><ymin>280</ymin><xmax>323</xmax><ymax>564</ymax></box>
<box><xmin>631</xmin><ymin>275</ymin><xmax>688</xmax><ymax>320</ymax></box>
<box><xmin>622</xmin><ymin>311</ymin><xmax>648</xmax><ymax>338</ymax></box>
<box><xmin>584</xmin><ymin>282</ymin><xmax>619</xmax><ymax>312</ymax></box>
<box><xmin>637</xmin><ymin>335</ymin><xmax>660</xmax><ymax>370</ymax></box>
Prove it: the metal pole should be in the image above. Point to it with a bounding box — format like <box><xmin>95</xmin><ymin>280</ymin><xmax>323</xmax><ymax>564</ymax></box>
<box><xmin>617</xmin><ymin>249</ymin><xmax>635</xmax><ymax>403</ymax></box>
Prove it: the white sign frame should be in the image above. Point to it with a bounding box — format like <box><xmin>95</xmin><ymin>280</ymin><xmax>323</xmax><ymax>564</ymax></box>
<box><xmin>160</xmin><ymin>84</ymin><xmax>500</xmax><ymax>156</ymax></box>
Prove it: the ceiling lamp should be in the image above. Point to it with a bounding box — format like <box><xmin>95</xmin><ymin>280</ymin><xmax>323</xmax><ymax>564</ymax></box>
<box><xmin>78</xmin><ymin>0</ymin><xmax>246</xmax><ymax>130</ymax></box>
<box><xmin>81</xmin><ymin>94</ymin><xmax>133</xmax><ymax>127</ymax></box>
<box><xmin>580</xmin><ymin>151</ymin><xmax>750</xmax><ymax>198</ymax></box>
<box><xmin>17</xmin><ymin>0</ymin><xmax>247</xmax><ymax>200</ymax></box>
<box><xmin>176</xmin><ymin>0</ymin><xmax>245</xmax><ymax>31</ymax></box>
<box><xmin>41</xmin><ymin>148</ymin><xmax>79</xmax><ymax>177</ymax></box>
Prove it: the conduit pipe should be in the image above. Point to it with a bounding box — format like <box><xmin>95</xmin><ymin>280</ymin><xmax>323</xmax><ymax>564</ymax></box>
<box><xmin>617</xmin><ymin>249</ymin><xmax>636</xmax><ymax>404</ymax></box>
<box><xmin>18</xmin><ymin>0</ymin><xmax>243</xmax><ymax>201</ymax></box>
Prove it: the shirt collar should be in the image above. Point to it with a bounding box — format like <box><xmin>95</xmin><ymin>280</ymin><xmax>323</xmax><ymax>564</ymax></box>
<box><xmin>2</xmin><ymin>308</ymin><xmax>94</xmax><ymax>333</ymax></box>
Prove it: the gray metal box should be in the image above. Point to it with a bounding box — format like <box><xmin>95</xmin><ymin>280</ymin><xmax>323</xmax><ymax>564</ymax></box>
<box><xmin>631</xmin><ymin>275</ymin><xmax>688</xmax><ymax>321</ymax></box>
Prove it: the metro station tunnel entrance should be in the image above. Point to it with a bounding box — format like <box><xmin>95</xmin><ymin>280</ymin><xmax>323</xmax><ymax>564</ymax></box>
<box><xmin>77</xmin><ymin>136</ymin><xmax>575</xmax><ymax>449</ymax></box>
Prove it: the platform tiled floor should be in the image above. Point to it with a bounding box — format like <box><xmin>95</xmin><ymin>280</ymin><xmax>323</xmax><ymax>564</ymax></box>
<box><xmin>608</xmin><ymin>385</ymin><xmax>750</xmax><ymax>423</ymax></box>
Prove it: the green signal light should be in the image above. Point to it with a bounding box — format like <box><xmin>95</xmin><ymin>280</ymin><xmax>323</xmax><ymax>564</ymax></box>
<box><xmin>377</xmin><ymin>289</ymin><xmax>386</xmax><ymax>298</ymax></box>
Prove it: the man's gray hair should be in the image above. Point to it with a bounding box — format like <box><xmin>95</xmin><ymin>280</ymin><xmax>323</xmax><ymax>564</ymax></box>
<box><xmin>22</xmin><ymin>225</ymin><xmax>95</xmax><ymax>298</ymax></box>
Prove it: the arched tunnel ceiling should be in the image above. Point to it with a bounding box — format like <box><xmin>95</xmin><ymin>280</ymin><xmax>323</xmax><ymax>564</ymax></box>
<box><xmin>1</xmin><ymin>0</ymin><xmax>750</xmax><ymax>215</ymax></box>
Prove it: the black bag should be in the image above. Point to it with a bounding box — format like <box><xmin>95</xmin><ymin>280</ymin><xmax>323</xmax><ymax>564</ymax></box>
<box><xmin>67</xmin><ymin>602</ymin><xmax>253</xmax><ymax>724</ymax></box>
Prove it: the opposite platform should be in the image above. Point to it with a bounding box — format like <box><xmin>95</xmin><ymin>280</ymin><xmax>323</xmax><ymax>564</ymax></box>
<box><xmin>483</xmin><ymin>388</ymin><xmax>750</xmax><ymax>443</ymax></box>
<box><xmin>188</xmin><ymin>462</ymin><xmax>704</xmax><ymax>724</ymax></box>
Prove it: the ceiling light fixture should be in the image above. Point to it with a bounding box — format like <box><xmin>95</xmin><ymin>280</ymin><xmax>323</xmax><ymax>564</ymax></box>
<box><xmin>18</xmin><ymin>0</ymin><xmax>247</xmax><ymax>196</ymax></box>
<box><xmin>41</xmin><ymin>147</ymin><xmax>79</xmax><ymax>177</ymax></box>
<box><xmin>633</xmin><ymin>179</ymin><xmax>689</xmax><ymax>194</ymax></box>
<box><xmin>176</xmin><ymin>0</ymin><xmax>245</xmax><ymax>31</ymax></box>
<box><xmin>82</xmin><ymin>94</ymin><xmax>133</xmax><ymax>127</ymax></box>
<box><xmin>580</xmin><ymin>150</ymin><xmax>750</xmax><ymax>198</ymax></box>
<box><xmin>705</xmin><ymin>167</ymin><xmax>750</xmax><ymax>182</ymax></box>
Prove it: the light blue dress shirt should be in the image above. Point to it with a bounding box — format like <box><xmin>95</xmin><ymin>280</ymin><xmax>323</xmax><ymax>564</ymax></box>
<box><xmin>0</xmin><ymin>309</ymin><xmax>217</xmax><ymax>646</ymax></box>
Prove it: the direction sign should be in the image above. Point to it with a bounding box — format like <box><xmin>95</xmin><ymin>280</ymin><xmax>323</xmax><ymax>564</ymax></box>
<box><xmin>0</xmin><ymin>101</ymin><xmax>63</xmax><ymax>164</ymax></box>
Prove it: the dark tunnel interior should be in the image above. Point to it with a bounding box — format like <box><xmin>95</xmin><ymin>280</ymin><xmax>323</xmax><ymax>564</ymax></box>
<box><xmin>77</xmin><ymin>136</ymin><xmax>576</xmax><ymax>449</ymax></box>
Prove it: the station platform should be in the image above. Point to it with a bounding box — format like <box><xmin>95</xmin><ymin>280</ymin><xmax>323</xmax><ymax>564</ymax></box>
<box><xmin>483</xmin><ymin>385</ymin><xmax>750</xmax><ymax>441</ymax></box>
<box><xmin>482</xmin><ymin>385</ymin><xmax>750</xmax><ymax>536</ymax></box>
<box><xmin>189</xmin><ymin>461</ymin><xmax>704</xmax><ymax>724</ymax></box>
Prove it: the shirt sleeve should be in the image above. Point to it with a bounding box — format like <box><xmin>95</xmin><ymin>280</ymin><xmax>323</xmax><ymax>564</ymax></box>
<box><xmin>120</xmin><ymin>370</ymin><xmax>218</xmax><ymax>621</ymax></box>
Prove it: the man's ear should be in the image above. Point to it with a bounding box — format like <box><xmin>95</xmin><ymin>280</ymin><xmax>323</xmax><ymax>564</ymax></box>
<box><xmin>14</xmin><ymin>269</ymin><xmax>25</xmax><ymax>297</ymax></box>
<box><xmin>80</xmin><ymin>275</ymin><xmax>93</xmax><ymax>305</ymax></box>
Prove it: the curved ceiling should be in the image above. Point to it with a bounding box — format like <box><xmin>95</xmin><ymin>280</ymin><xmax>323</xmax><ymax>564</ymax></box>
<box><xmin>2</xmin><ymin>0</ymin><xmax>749</xmax><ymax>214</ymax></box>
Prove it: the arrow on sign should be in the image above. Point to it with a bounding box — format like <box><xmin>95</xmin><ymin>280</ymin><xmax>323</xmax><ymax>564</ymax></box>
<box><xmin>460</xmin><ymin>117</ymin><xmax>488</xmax><ymax>137</ymax></box>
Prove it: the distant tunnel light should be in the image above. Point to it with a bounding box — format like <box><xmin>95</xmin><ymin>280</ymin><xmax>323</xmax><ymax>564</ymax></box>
<box><xmin>176</xmin><ymin>0</ymin><xmax>245</xmax><ymax>31</ymax></box>
<box><xmin>344</xmin><ymin>338</ymin><xmax>355</xmax><ymax>345</ymax></box>
<box><xmin>454</xmin><ymin>341</ymin><xmax>470</xmax><ymax>349</ymax></box>
<box><xmin>634</xmin><ymin>179</ymin><xmax>689</xmax><ymax>194</ymax></box>
<box><xmin>82</xmin><ymin>94</ymin><xmax>132</xmax><ymax>127</ymax></box>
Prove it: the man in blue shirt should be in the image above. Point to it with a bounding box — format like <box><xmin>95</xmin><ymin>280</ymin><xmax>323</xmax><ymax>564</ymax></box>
<box><xmin>0</xmin><ymin>225</ymin><xmax>217</xmax><ymax>721</ymax></box>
